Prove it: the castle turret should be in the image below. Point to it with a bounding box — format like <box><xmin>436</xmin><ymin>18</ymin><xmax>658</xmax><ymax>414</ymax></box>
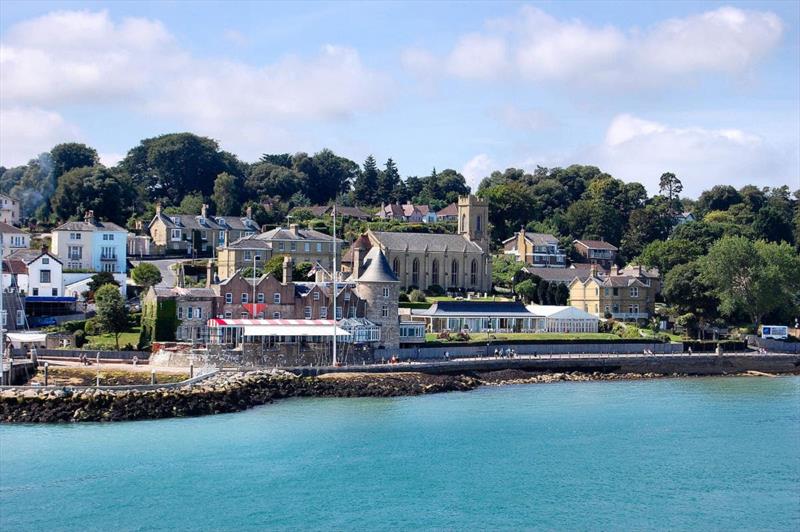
<box><xmin>354</xmin><ymin>247</ymin><xmax>400</xmax><ymax>350</ymax></box>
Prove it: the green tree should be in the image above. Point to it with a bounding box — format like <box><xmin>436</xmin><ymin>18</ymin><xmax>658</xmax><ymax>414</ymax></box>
<box><xmin>753</xmin><ymin>205</ymin><xmax>794</xmax><ymax>244</ymax></box>
<box><xmin>212</xmin><ymin>172</ymin><xmax>244</xmax><ymax>215</ymax></box>
<box><xmin>50</xmin><ymin>143</ymin><xmax>99</xmax><ymax>178</ymax></box>
<box><xmin>516</xmin><ymin>279</ymin><xmax>537</xmax><ymax>304</ymax></box>
<box><xmin>245</xmin><ymin>161</ymin><xmax>304</xmax><ymax>201</ymax></box>
<box><xmin>94</xmin><ymin>284</ymin><xmax>129</xmax><ymax>350</ymax></box>
<box><xmin>564</xmin><ymin>199</ymin><xmax>623</xmax><ymax>246</ymax></box>
<box><xmin>122</xmin><ymin>133</ymin><xmax>242</xmax><ymax>205</ymax></box>
<box><xmin>88</xmin><ymin>272</ymin><xmax>119</xmax><ymax>292</ymax></box>
<box><xmin>131</xmin><ymin>263</ymin><xmax>163</xmax><ymax>290</ymax></box>
<box><xmin>638</xmin><ymin>238</ymin><xmax>703</xmax><ymax>277</ymax></box>
<box><xmin>164</xmin><ymin>192</ymin><xmax>205</xmax><ymax>215</ymax></box>
<box><xmin>662</xmin><ymin>261</ymin><xmax>719</xmax><ymax>338</ymax></box>
<box><xmin>695</xmin><ymin>185</ymin><xmax>742</xmax><ymax>216</ymax></box>
<box><xmin>658</xmin><ymin>172</ymin><xmax>683</xmax><ymax>216</ymax></box>
<box><xmin>353</xmin><ymin>155</ymin><xmax>379</xmax><ymax>205</ymax></box>
<box><xmin>491</xmin><ymin>255</ymin><xmax>525</xmax><ymax>292</ymax></box>
<box><xmin>377</xmin><ymin>158</ymin><xmax>401</xmax><ymax>203</ymax></box>
<box><xmin>701</xmin><ymin>236</ymin><xmax>800</xmax><ymax>328</ymax></box>
<box><xmin>298</xmin><ymin>149</ymin><xmax>358</xmax><ymax>204</ymax></box>
<box><xmin>50</xmin><ymin>166</ymin><xmax>137</xmax><ymax>225</ymax></box>
<box><xmin>620</xmin><ymin>204</ymin><xmax>671</xmax><ymax>260</ymax></box>
<box><xmin>479</xmin><ymin>181</ymin><xmax>536</xmax><ymax>243</ymax></box>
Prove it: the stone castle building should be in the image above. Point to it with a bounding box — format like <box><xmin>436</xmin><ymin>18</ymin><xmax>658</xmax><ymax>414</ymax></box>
<box><xmin>343</xmin><ymin>195</ymin><xmax>491</xmax><ymax>293</ymax></box>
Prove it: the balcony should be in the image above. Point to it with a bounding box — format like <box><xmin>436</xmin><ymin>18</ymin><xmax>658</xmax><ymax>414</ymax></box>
<box><xmin>100</xmin><ymin>254</ymin><xmax>118</xmax><ymax>261</ymax></box>
<box><xmin>611</xmin><ymin>312</ymin><xmax>649</xmax><ymax>321</ymax></box>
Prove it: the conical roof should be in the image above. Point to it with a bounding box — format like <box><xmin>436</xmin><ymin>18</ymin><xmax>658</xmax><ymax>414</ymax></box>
<box><xmin>358</xmin><ymin>247</ymin><xmax>398</xmax><ymax>283</ymax></box>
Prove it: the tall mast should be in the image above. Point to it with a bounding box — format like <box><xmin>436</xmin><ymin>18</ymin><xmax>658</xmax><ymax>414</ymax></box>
<box><xmin>332</xmin><ymin>203</ymin><xmax>337</xmax><ymax>366</ymax></box>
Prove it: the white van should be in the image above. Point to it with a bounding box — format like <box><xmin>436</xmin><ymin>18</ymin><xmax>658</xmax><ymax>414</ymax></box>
<box><xmin>760</xmin><ymin>325</ymin><xmax>789</xmax><ymax>340</ymax></box>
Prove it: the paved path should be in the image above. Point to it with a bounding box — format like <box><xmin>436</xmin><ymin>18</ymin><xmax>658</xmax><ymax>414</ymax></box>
<box><xmin>130</xmin><ymin>258</ymin><xmax>189</xmax><ymax>288</ymax></box>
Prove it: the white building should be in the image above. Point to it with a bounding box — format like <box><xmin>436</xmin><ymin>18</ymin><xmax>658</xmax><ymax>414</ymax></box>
<box><xmin>526</xmin><ymin>305</ymin><xmax>599</xmax><ymax>333</ymax></box>
<box><xmin>0</xmin><ymin>222</ymin><xmax>30</xmax><ymax>258</ymax></box>
<box><xmin>51</xmin><ymin>211</ymin><xmax>128</xmax><ymax>296</ymax></box>
<box><xmin>0</xmin><ymin>194</ymin><xmax>21</xmax><ymax>225</ymax></box>
<box><xmin>4</xmin><ymin>248</ymin><xmax>64</xmax><ymax>297</ymax></box>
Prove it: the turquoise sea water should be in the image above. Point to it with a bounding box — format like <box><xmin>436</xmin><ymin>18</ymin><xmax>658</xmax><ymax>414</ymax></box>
<box><xmin>1</xmin><ymin>376</ymin><xmax>799</xmax><ymax>531</ymax></box>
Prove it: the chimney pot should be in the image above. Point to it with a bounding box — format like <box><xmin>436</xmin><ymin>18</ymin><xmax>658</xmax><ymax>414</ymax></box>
<box><xmin>201</xmin><ymin>204</ymin><xmax>208</xmax><ymax>218</ymax></box>
<box><xmin>289</xmin><ymin>223</ymin><xmax>299</xmax><ymax>236</ymax></box>
<box><xmin>246</xmin><ymin>206</ymin><xmax>253</xmax><ymax>219</ymax></box>
<box><xmin>282</xmin><ymin>256</ymin><xmax>293</xmax><ymax>284</ymax></box>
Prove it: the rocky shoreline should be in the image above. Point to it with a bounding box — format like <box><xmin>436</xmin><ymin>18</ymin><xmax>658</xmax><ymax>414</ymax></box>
<box><xmin>0</xmin><ymin>369</ymin><xmax>783</xmax><ymax>423</ymax></box>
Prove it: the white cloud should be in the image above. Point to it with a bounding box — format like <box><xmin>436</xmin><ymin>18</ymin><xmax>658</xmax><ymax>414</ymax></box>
<box><xmin>447</xmin><ymin>34</ymin><xmax>508</xmax><ymax>79</ymax></box>
<box><xmin>587</xmin><ymin>114</ymin><xmax>793</xmax><ymax>197</ymax></box>
<box><xmin>223</xmin><ymin>29</ymin><xmax>249</xmax><ymax>47</ymax></box>
<box><xmin>462</xmin><ymin>153</ymin><xmax>494</xmax><ymax>191</ymax></box>
<box><xmin>491</xmin><ymin>104</ymin><xmax>556</xmax><ymax>131</ymax></box>
<box><xmin>98</xmin><ymin>152</ymin><xmax>124</xmax><ymax>167</ymax></box>
<box><xmin>0</xmin><ymin>10</ymin><xmax>391</xmax><ymax>165</ymax></box>
<box><xmin>407</xmin><ymin>6</ymin><xmax>783</xmax><ymax>88</ymax></box>
<box><xmin>0</xmin><ymin>106</ymin><xmax>81</xmax><ymax>167</ymax></box>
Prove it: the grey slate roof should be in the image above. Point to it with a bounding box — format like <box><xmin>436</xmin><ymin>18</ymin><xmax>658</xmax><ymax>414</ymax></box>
<box><xmin>151</xmin><ymin>213</ymin><xmax>258</xmax><ymax>232</ymax></box>
<box><xmin>152</xmin><ymin>286</ymin><xmax>218</xmax><ymax>298</ymax></box>
<box><xmin>7</xmin><ymin>248</ymin><xmax>61</xmax><ymax>265</ymax></box>
<box><xmin>54</xmin><ymin>220</ymin><xmax>127</xmax><ymax>232</ymax></box>
<box><xmin>0</xmin><ymin>221</ymin><xmax>23</xmax><ymax>234</ymax></box>
<box><xmin>257</xmin><ymin>227</ymin><xmax>342</xmax><ymax>242</ymax></box>
<box><xmin>224</xmin><ymin>235</ymin><xmax>273</xmax><ymax>250</ymax></box>
<box><xmin>413</xmin><ymin>301</ymin><xmax>536</xmax><ymax>318</ymax></box>
<box><xmin>522</xmin><ymin>267</ymin><xmax>586</xmax><ymax>284</ymax></box>
<box><xmin>370</xmin><ymin>231</ymin><xmax>483</xmax><ymax>253</ymax></box>
<box><xmin>357</xmin><ymin>247</ymin><xmax>398</xmax><ymax>283</ymax></box>
<box><xmin>574</xmin><ymin>239</ymin><xmax>618</xmax><ymax>251</ymax></box>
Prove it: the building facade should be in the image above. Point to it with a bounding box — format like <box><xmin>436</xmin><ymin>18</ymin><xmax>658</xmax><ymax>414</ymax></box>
<box><xmin>0</xmin><ymin>222</ymin><xmax>30</xmax><ymax>258</ymax></box>
<box><xmin>349</xmin><ymin>195</ymin><xmax>491</xmax><ymax>293</ymax></box>
<box><xmin>0</xmin><ymin>194</ymin><xmax>20</xmax><ymax>226</ymax></box>
<box><xmin>503</xmin><ymin>229</ymin><xmax>566</xmax><ymax>267</ymax></box>
<box><xmin>569</xmin><ymin>273</ymin><xmax>655</xmax><ymax>320</ymax></box>
<box><xmin>5</xmin><ymin>248</ymin><xmax>64</xmax><ymax>297</ymax></box>
<box><xmin>216</xmin><ymin>236</ymin><xmax>273</xmax><ymax>281</ymax></box>
<box><xmin>51</xmin><ymin>211</ymin><xmax>128</xmax><ymax>296</ymax></box>
<box><xmin>573</xmin><ymin>239</ymin><xmax>619</xmax><ymax>269</ymax></box>
<box><xmin>148</xmin><ymin>204</ymin><xmax>259</xmax><ymax>255</ymax></box>
<box><xmin>142</xmin><ymin>286</ymin><xmax>219</xmax><ymax>343</ymax></box>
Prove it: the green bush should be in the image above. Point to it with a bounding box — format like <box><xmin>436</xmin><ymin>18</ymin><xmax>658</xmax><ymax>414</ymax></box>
<box><xmin>84</xmin><ymin>317</ymin><xmax>99</xmax><ymax>336</ymax></box>
<box><xmin>409</xmin><ymin>289</ymin><xmax>427</xmax><ymax>303</ymax></box>
<box><xmin>61</xmin><ymin>320</ymin><xmax>87</xmax><ymax>333</ymax></box>
<box><xmin>398</xmin><ymin>293</ymin><xmax>409</xmax><ymax>302</ymax></box>
<box><xmin>425</xmin><ymin>284</ymin><xmax>445</xmax><ymax>297</ymax></box>
<box><xmin>74</xmin><ymin>330</ymin><xmax>86</xmax><ymax>348</ymax></box>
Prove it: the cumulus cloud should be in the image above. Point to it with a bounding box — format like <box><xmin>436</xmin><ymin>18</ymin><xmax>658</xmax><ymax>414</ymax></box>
<box><xmin>586</xmin><ymin>114</ymin><xmax>794</xmax><ymax>197</ymax></box>
<box><xmin>462</xmin><ymin>153</ymin><xmax>495</xmax><ymax>191</ymax></box>
<box><xmin>0</xmin><ymin>106</ymin><xmax>81</xmax><ymax>166</ymax></box>
<box><xmin>406</xmin><ymin>6</ymin><xmax>783</xmax><ymax>88</ymax></box>
<box><xmin>0</xmin><ymin>10</ymin><xmax>391</xmax><ymax>165</ymax></box>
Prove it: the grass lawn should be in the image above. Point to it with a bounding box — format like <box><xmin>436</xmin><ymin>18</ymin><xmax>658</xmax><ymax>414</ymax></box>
<box><xmin>425</xmin><ymin>332</ymin><xmax>622</xmax><ymax>343</ymax></box>
<box><xmin>85</xmin><ymin>327</ymin><xmax>141</xmax><ymax>350</ymax></box>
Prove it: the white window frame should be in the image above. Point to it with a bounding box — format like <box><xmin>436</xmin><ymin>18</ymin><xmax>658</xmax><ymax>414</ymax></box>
<box><xmin>304</xmin><ymin>306</ymin><xmax>312</xmax><ymax>319</ymax></box>
<box><xmin>273</xmin><ymin>293</ymin><xmax>281</xmax><ymax>304</ymax></box>
<box><xmin>225</xmin><ymin>292</ymin><xmax>233</xmax><ymax>304</ymax></box>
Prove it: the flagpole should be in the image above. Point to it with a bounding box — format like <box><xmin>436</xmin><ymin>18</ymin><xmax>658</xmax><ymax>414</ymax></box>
<box><xmin>331</xmin><ymin>203</ymin><xmax>337</xmax><ymax>366</ymax></box>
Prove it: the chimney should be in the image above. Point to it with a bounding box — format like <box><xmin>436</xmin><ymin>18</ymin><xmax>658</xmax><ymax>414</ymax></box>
<box><xmin>353</xmin><ymin>246</ymin><xmax>364</xmax><ymax>280</ymax></box>
<box><xmin>201</xmin><ymin>204</ymin><xmax>208</xmax><ymax>219</ymax></box>
<box><xmin>155</xmin><ymin>203</ymin><xmax>162</xmax><ymax>216</ymax></box>
<box><xmin>41</xmin><ymin>244</ymin><xmax>48</xmax><ymax>254</ymax></box>
<box><xmin>135</xmin><ymin>220</ymin><xmax>143</xmax><ymax>231</ymax></box>
<box><xmin>206</xmin><ymin>261</ymin><xmax>214</xmax><ymax>288</ymax></box>
<box><xmin>222</xmin><ymin>230</ymin><xmax>229</xmax><ymax>248</ymax></box>
<box><xmin>590</xmin><ymin>264</ymin><xmax>599</xmax><ymax>278</ymax></box>
<box><xmin>246</xmin><ymin>206</ymin><xmax>253</xmax><ymax>220</ymax></box>
<box><xmin>289</xmin><ymin>223</ymin><xmax>299</xmax><ymax>236</ymax></box>
<box><xmin>84</xmin><ymin>210</ymin><xmax>95</xmax><ymax>225</ymax></box>
<box><xmin>282</xmin><ymin>256</ymin><xmax>293</xmax><ymax>284</ymax></box>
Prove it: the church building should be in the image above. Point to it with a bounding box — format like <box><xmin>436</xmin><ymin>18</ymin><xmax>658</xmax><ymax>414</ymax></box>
<box><xmin>344</xmin><ymin>195</ymin><xmax>491</xmax><ymax>293</ymax></box>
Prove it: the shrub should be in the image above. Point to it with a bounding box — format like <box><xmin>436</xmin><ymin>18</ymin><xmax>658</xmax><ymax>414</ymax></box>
<box><xmin>398</xmin><ymin>293</ymin><xmax>409</xmax><ymax>302</ymax></box>
<box><xmin>84</xmin><ymin>317</ymin><xmax>99</xmax><ymax>336</ymax></box>
<box><xmin>61</xmin><ymin>320</ymin><xmax>87</xmax><ymax>333</ymax></box>
<box><xmin>122</xmin><ymin>343</ymin><xmax>135</xmax><ymax>351</ymax></box>
<box><xmin>409</xmin><ymin>289</ymin><xmax>427</xmax><ymax>303</ymax></box>
<box><xmin>425</xmin><ymin>284</ymin><xmax>445</xmax><ymax>297</ymax></box>
<box><xmin>74</xmin><ymin>330</ymin><xmax>86</xmax><ymax>348</ymax></box>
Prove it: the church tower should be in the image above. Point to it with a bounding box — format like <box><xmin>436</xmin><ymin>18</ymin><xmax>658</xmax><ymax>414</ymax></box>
<box><xmin>457</xmin><ymin>194</ymin><xmax>489</xmax><ymax>252</ymax></box>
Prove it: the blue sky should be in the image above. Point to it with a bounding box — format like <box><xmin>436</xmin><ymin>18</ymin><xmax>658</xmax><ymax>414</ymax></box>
<box><xmin>1</xmin><ymin>1</ymin><xmax>798</xmax><ymax>197</ymax></box>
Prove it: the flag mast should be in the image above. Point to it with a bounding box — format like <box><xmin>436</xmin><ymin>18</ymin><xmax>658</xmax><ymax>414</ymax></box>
<box><xmin>331</xmin><ymin>203</ymin><xmax>338</xmax><ymax>366</ymax></box>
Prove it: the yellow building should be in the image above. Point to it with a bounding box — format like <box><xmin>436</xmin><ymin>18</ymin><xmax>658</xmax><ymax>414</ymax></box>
<box><xmin>569</xmin><ymin>272</ymin><xmax>655</xmax><ymax>321</ymax></box>
<box><xmin>502</xmin><ymin>228</ymin><xmax>566</xmax><ymax>267</ymax></box>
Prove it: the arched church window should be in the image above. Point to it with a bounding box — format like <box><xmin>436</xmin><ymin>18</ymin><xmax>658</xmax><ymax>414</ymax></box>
<box><xmin>431</xmin><ymin>259</ymin><xmax>439</xmax><ymax>286</ymax></box>
<box><xmin>412</xmin><ymin>258</ymin><xmax>419</xmax><ymax>286</ymax></box>
<box><xmin>451</xmin><ymin>260</ymin><xmax>459</xmax><ymax>287</ymax></box>
<box><xmin>470</xmin><ymin>259</ymin><xmax>478</xmax><ymax>286</ymax></box>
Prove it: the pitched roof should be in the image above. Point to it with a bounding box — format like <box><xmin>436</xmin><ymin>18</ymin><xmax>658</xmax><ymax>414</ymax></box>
<box><xmin>527</xmin><ymin>305</ymin><xmax>598</xmax><ymax>320</ymax></box>
<box><xmin>7</xmin><ymin>248</ymin><xmax>61</xmax><ymax>265</ymax></box>
<box><xmin>437</xmin><ymin>203</ymin><xmax>458</xmax><ymax>217</ymax></box>
<box><xmin>504</xmin><ymin>231</ymin><xmax>560</xmax><ymax>249</ymax></box>
<box><xmin>412</xmin><ymin>301</ymin><xmax>534</xmax><ymax>318</ymax></box>
<box><xmin>54</xmin><ymin>219</ymin><xmax>127</xmax><ymax>232</ymax></box>
<box><xmin>357</xmin><ymin>247</ymin><xmax>398</xmax><ymax>283</ymax></box>
<box><xmin>370</xmin><ymin>231</ymin><xmax>484</xmax><ymax>253</ymax></box>
<box><xmin>150</xmin><ymin>212</ymin><xmax>258</xmax><ymax>232</ymax></box>
<box><xmin>223</xmin><ymin>235</ymin><xmax>273</xmax><ymax>250</ymax></box>
<box><xmin>257</xmin><ymin>227</ymin><xmax>341</xmax><ymax>242</ymax></box>
<box><xmin>2</xmin><ymin>259</ymin><xmax>27</xmax><ymax>274</ymax></box>
<box><xmin>522</xmin><ymin>267</ymin><xmax>586</xmax><ymax>284</ymax></box>
<box><xmin>574</xmin><ymin>239</ymin><xmax>618</xmax><ymax>251</ymax></box>
<box><xmin>151</xmin><ymin>286</ymin><xmax>218</xmax><ymax>299</ymax></box>
<box><xmin>0</xmin><ymin>221</ymin><xmax>23</xmax><ymax>234</ymax></box>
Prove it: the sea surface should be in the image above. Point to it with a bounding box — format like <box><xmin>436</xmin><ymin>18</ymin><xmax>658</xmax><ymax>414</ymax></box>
<box><xmin>1</xmin><ymin>376</ymin><xmax>799</xmax><ymax>531</ymax></box>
